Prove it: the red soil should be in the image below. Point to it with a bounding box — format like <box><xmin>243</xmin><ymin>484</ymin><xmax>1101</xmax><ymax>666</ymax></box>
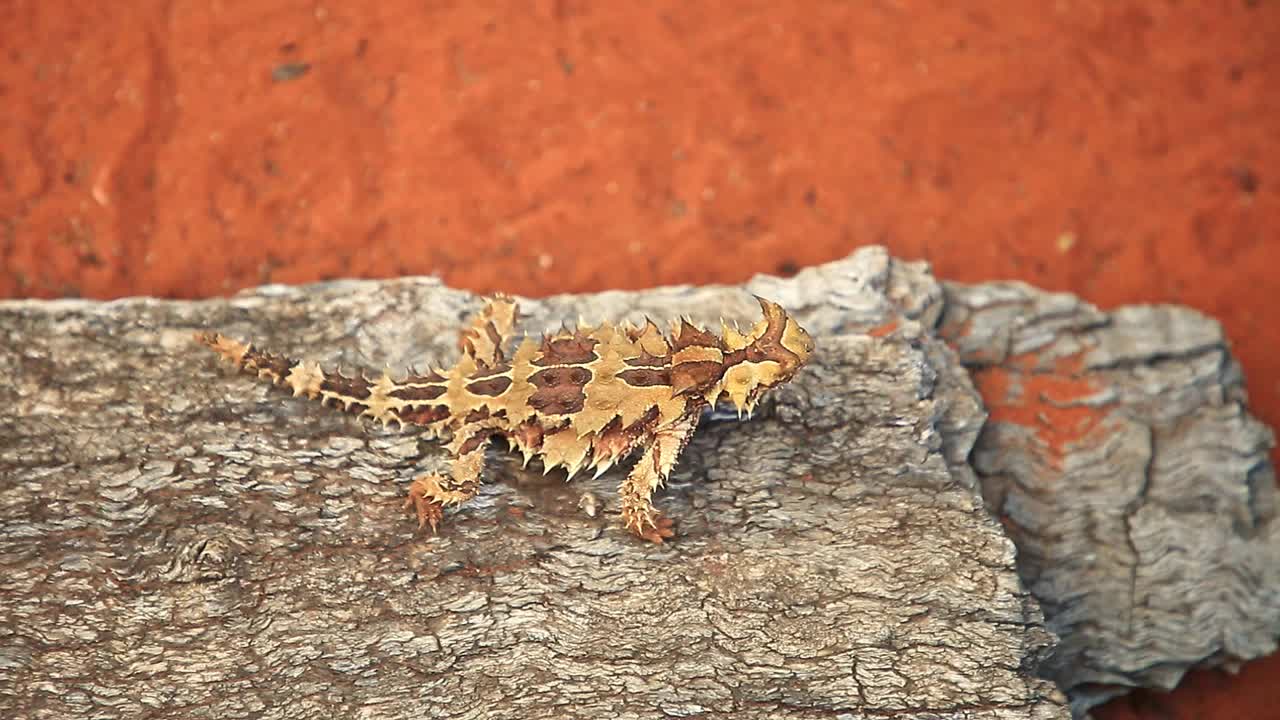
<box><xmin>971</xmin><ymin>353</ymin><xmax>1112</xmax><ymax>458</ymax></box>
<box><xmin>3</xmin><ymin>2</ymin><xmax>1276</xmax><ymax>717</ymax></box>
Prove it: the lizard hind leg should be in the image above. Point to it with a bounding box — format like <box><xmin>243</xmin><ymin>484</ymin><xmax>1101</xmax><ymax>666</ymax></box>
<box><xmin>404</xmin><ymin>432</ymin><xmax>491</xmax><ymax>534</ymax></box>
<box><xmin>619</xmin><ymin>412</ymin><xmax>700</xmax><ymax>544</ymax></box>
<box><xmin>457</xmin><ymin>294</ymin><xmax>520</xmax><ymax>367</ymax></box>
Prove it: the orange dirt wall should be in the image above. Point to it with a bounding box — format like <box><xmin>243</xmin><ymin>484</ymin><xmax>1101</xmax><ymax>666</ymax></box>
<box><xmin>2</xmin><ymin>2</ymin><xmax>1277</xmax><ymax>717</ymax></box>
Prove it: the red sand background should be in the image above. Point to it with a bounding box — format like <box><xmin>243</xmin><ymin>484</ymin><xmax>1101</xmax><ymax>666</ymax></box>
<box><xmin>2</xmin><ymin>2</ymin><xmax>1276</xmax><ymax>716</ymax></box>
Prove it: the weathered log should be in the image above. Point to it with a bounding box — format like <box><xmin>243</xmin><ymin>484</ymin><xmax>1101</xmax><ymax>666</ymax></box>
<box><xmin>937</xmin><ymin>280</ymin><xmax>1279</xmax><ymax>716</ymax></box>
<box><xmin>0</xmin><ymin>249</ymin><xmax>1067</xmax><ymax>718</ymax></box>
<box><xmin>2</xmin><ymin>246</ymin><xmax>1275</xmax><ymax>719</ymax></box>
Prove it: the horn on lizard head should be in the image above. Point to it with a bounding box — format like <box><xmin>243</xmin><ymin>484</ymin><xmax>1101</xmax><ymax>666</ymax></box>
<box><xmin>752</xmin><ymin>295</ymin><xmax>788</xmax><ymax>346</ymax></box>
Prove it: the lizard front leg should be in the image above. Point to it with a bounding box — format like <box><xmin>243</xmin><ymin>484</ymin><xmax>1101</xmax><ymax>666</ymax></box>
<box><xmin>404</xmin><ymin>430</ymin><xmax>491</xmax><ymax>533</ymax></box>
<box><xmin>619</xmin><ymin>411</ymin><xmax>700</xmax><ymax>544</ymax></box>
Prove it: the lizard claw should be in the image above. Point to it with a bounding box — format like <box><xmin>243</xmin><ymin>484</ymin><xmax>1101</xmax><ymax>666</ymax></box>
<box><xmin>623</xmin><ymin>508</ymin><xmax>676</xmax><ymax>544</ymax></box>
<box><xmin>404</xmin><ymin>479</ymin><xmax>445</xmax><ymax>534</ymax></box>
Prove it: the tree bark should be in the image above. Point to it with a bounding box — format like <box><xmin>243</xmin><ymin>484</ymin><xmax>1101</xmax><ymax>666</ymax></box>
<box><xmin>938</xmin><ymin>280</ymin><xmax>1279</xmax><ymax>716</ymax></box>
<box><xmin>2</xmin><ymin>246</ymin><xmax>1274</xmax><ymax>719</ymax></box>
<box><xmin>0</xmin><ymin>248</ymin><xmax>1066</xmax><ymax>719</ymax></box>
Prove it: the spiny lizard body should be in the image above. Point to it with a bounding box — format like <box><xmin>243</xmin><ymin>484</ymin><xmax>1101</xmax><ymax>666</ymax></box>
<box><xmin>196</xmin><ymin>295</ymin><xmax>814</xmax><ymax>543</ymax></box>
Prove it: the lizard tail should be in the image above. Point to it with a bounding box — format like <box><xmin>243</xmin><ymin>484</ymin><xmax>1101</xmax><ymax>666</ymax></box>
<box><xmin>193</xmin><ymin>331</ymin><xmax>374</xmax><ymax>414</ymax></box>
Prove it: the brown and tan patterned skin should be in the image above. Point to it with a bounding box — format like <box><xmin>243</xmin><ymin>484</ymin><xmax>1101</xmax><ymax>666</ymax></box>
<box><xmin>196</xmin><ymin>295</ymin><xmax>814</xmax><ymax>543</ymax></box>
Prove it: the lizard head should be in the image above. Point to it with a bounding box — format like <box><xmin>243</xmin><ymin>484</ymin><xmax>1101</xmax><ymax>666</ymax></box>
<box><xmin>669</xmin><ymin>296</ymin><xmax>814</xmax><ymax>417</ymax></box>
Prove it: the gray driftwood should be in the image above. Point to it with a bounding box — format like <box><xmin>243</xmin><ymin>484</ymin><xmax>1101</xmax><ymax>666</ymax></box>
<box><xmin>1</xmin><ymin>246</ymin><xmax>1275</xmax><ymax>719</ymax></box>
<box><xmin>0</xmin><ymin>249</ymin><xmax>1066</xmax><ymax>719</ymax></box>
<box><xmin>938</xmin><ymin>281</ymin><xmax>1280</xmax><ymax>716</ymax></box>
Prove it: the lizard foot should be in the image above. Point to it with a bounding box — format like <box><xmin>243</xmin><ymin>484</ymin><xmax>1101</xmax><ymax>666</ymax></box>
<box><xmin>623</xmin><ymin>507</ymin><xmax>675</xmax><ymax>544</ymax></box>
<box><xmin>404</xmin><ymin>477</ymin><xmax>446</xmax><ymax>533</ymax></box>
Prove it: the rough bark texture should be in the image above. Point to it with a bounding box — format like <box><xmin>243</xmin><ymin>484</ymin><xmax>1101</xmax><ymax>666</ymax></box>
<box><xmin>0</xmin><ymin>248</ymin><xmax>1068</xmax><ymax>719</ymax></box>
<box><xmin>937</xmin><ymin>282</ymin><xmax>1280</xmax><ymax>717</ymax></box>
<box><xmin>2</xmin><ymin>246</ymin><xmax>1276</xmax><ymax>719</ymax></box>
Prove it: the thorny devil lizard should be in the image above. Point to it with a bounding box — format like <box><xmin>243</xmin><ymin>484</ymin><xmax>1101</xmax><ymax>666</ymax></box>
<box><xmin>196</xmin><ymin>295</ymin><xmax>815</xmax><ymax>543</ymax></box>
